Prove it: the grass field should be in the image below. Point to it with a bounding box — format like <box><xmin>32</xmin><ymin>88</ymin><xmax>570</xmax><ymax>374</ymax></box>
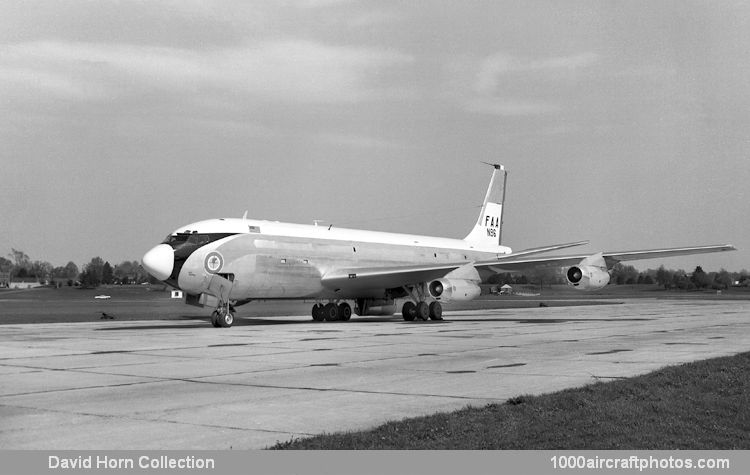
<box><xmin>271</xmin><ymin>351</ymin><xmax>750</xmax><ymax>450</ymax></box>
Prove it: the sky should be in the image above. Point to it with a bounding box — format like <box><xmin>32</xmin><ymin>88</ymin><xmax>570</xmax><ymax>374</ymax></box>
<box><xmin>1</xmin><ymin>0</ymin><xmax>748</xmax><ymax>272</ymax></box>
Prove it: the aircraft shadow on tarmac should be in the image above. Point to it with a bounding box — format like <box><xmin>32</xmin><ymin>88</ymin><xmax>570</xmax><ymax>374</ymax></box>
<box><xmin>94</xmin><ymin>315</ymin><xmax>654</xmax><ymax>331</ymax></box>
<box><xmin>454</xmin><ymin>317</ymin><xmax>654</xmax><ymax>324</ymax></box>
<box><xmin>95</xmin><ymin>315</ymin><xmax>408</xmax><ymax>330</ymax></box>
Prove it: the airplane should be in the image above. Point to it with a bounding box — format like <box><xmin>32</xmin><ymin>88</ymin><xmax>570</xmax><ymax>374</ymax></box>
<box><xmin>142</xmin><ymin>164</ymin><xmax>736</xmax><ymax>328</ymax></box>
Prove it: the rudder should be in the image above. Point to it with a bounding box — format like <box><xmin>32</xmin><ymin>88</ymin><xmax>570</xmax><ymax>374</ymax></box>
<box><xmin>464</xmin><ymin>163</ymin><xmax>507</xmax><ymax>248</ymax></box>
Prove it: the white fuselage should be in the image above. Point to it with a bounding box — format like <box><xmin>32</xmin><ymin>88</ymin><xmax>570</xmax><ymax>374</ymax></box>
<box><xmin>171</xmin><ymin>218</ymin><xmax>512</xmax><ymax>301</ymax></box>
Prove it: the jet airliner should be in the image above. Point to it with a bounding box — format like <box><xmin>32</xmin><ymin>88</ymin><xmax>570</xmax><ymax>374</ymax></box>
<box><xmin>142</xmin><ymin>164</ymin><xmax>735</xmax><ymax>327</ymax></box>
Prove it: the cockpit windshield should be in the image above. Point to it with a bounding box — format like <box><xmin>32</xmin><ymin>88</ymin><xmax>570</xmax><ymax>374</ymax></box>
<box><xmin>161</xmin><ymin>232</ymin><xmax>238</xmax><ymax>257</ymax></box>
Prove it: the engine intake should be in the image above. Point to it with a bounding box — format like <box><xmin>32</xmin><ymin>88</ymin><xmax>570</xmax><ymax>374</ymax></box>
<box><xmin>429</xmin><ymin>280</ymin><xmax>444</xmax><ymax>297</ymax></box>
<box><xmin>565</xmin><ymin>265</ymin><xmax>610</xmax><ymax>291</ymax></box>
<box><xmin>428</xmin><ymin>279</ymin><xmax>481</xmax><ymax>301</ymax></box>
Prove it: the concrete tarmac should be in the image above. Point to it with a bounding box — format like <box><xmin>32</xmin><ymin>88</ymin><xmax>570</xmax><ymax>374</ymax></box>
<box><xmin>1</xmin><ymin>299</ymin><xmax>748</xmax><ymax>449</ymax></box>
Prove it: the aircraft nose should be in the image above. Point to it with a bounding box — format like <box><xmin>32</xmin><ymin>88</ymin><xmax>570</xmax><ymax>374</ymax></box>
<box><xmin>142</xmin><ymin>244</ymin><xmax>174</xmax><ymax>281</ymax></box>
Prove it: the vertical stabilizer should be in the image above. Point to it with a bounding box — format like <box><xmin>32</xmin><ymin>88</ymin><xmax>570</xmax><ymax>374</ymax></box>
<box><xmin>464</xmin><ymin>163</ymin><xmax>507</xmax><ymax>248</ymax></box>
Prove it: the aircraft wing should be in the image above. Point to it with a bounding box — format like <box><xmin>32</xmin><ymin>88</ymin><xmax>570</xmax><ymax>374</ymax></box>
<box><xmin>321</xmin><ymin>243</ymin><xmax>735</xmax><ymax>292</ymax></box>
<box><xmin>321</xmin><ymin>263</ymin><xmax>468</xmax><ymax>292</ymax></box>
<box><xmin>476</xmin><ymin>244</ymin><xmax>737</xmax><ymax>272</ymax></box>
<box><xmin>320</xmin><ymin>240</ymin><xmax>590</xmax><ymax>292</ymax></box>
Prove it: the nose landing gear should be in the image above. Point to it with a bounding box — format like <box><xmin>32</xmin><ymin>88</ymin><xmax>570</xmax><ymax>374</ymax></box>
<box><xmin>211</xmin><ymin>304</ymin><xmax>235</xmax><ymax>328</ymax></box>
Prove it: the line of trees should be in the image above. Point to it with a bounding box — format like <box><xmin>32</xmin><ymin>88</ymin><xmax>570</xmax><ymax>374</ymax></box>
<box><xmin>3</xmin><ymin>248</ymin><xmax>749</xmax><ymax>291</ymax></box>
<box><xmin>1</xmin><ymin>249</ymin><xmax>155</xmax><ymax>288</ymax></box>
<box><xmin>490</xmin><ymin>263</ymin><xmax>749</xmax><ymax>290</ymax></box>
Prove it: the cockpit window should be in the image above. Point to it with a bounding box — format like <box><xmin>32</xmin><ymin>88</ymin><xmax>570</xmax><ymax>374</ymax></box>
<box><xmin>188</xmin><ymin>234</ymin><xmax>210</xmax><ymax>245</ymax></box>
<box><xmin>164</xmin><ymin>234</ymin><xmax>190</xmax><ymax>245</ymax></box>
<box><xmin>161</xmin><ymin>232</ymin><xmax>238</xmax><ymax>250</ymax></box>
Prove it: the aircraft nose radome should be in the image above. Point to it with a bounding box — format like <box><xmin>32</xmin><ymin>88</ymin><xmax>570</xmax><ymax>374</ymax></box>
<box><xmin>142</xmin><ymin>244</ymin><xmax>174</xmax><ymax>281</ymax></box>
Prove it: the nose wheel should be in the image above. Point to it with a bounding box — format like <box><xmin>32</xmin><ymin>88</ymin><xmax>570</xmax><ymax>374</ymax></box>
<box><xmin>211</xmin><ymin>305</ymin><xmax>235</xmax><ymax>328</ymax></box>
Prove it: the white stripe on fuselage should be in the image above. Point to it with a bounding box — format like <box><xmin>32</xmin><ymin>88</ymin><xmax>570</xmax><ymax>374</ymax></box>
<box><xmin>177</xmin><ymin>218</ymin><xmax>513</xmax><ymax>254</ymax></box>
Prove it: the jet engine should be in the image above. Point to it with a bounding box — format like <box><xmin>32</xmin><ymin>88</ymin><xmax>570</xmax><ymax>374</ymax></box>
<box><xmin>428</xmin><ymin>279</ymin><xmax>481</xmax><ymax>301</ymax></box>
<box><xmin>565</xmin><ymin>252</ymin><xmax>611</xmax><ymax>291</ymax></box>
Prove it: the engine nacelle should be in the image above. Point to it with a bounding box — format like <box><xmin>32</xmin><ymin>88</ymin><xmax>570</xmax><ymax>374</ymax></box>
<box><xmin>429</xmin><ymin>279</ymin><xmax>481</xmax><ymax>302</ymax></box>
<box><xmin>566</xmin><ymin>265</ymin><xmax>611</xmax><ymax>291</ymax></box>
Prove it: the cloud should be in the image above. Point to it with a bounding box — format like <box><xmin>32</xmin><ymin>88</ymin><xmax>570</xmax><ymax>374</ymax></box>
<box><xmin>463</xmin><ymin>97</ymin><xmax>560</xmax><ymax>117</ymax></box>
<box><xmin>0</xmin><ymin>39</ymin><xmax>413</xmax><ymax>104</ymax></box>
<box><xmin>475</xmin><ymin>52</ymin><xmax>599</xmax><ymax>94</ymax></box>
<box><xmin>451</xmin><ymin>52</ymin><xmax>599</xmax><ymax>117</ymax></box>
<box><xmin>312</xmin><ymin>132</ymin><xmax>402</xmax><ymax>149</ymax></box>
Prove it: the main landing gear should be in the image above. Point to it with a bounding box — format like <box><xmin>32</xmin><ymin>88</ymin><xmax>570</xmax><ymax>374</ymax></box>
<box><xmin>311</xmin><ymin>302</ymin><xmax>352</xmax><ymax>322</ymax></box>
<box><xmin>401</xmin><ymin>301</ymin><xmax>443</xmax><ymax>321</ymax></box>
<box><xmin>401</xmin><ymin>282</ymin><xmax>443</xmax><ymax>322</ymax></box>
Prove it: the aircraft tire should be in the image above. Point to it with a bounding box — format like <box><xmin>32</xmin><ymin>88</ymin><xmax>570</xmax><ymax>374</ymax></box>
<box><xmin>429</xmin><ymin>301</ymin><xmax>443</xmax><ymax>320</ymax></box>
<box><xmin>338</xmin><ymin>302</ymin><xmax>352</xmax><ymax>321</ymax></box>
<box><xmin>416</xmin><ymin>301</ymin><xmax>430</xmax><ymax>321</ymax></box>
<box><xmin>402</xmin><ymin>302</ymin><xmax>416</xmax><ymax>321</ymax></box>
<box><xmin>312</xmin><ymin>304</ymin><xmax>325</xmax><ymax>322</ymax></box>
<box><xmin>210</xmin><ymin>310</ymin><xmax>221</xmax><ymax>327</ymax></box>
<box><xmin>323</xmin><ymin>303</ymin><xmax>339</xmax><ymax>321</ymax></box>
<box><xmin>218</xmin><ymin>311</ymin><xmax>234</xmax><ymax>328</ymax></box>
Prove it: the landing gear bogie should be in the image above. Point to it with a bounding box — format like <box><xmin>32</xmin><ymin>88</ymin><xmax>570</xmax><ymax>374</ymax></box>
<box><xmin>403</xmin><ymin>300</ymin><xmax>443</xmax><ymax>322</ymax></box>
<box><xmin>311</xmin><ymin>301</ymin><xmax>353</xmax><ymax>322</ymax></box>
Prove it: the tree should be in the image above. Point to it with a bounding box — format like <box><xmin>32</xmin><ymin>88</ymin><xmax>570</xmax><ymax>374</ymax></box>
<box><xmin>612</xmin><ymin>263</ymin><xmax>639</xmax><ymax>285</ymax></box>
<box><xmin>80</xmin><ymin>257</ymin><xmax>105</xmax><ymax>288</ymax></box>
<box><xmin>63</xmin><ymin>262</ymin><xmax>79</xmax><ymax>280</ymax></box>
<box><xmin>31</xmin><ymin>260</ymin><xmax>53</xmax><ymax>281</ymax></box>
<box><xmin>691</xmin><ymin>266</ymin><xmax>711</xmax><ymax>289</ymax></box>
<box><xmin>8</xmin><ymin>248</ymin><xmax>30</xmax><ymax>277</ymax></box>
<box><xmin>114</xmin><ymin>260</ymin><xmax>147</xmax><ymax>284</ymax></box>
<box><xmin>526</xmin><ymin>266</ymin><xmax>564</xmax><ymax>288</ymax></box>
<box><xmin>0</xmin><ymin>256</ymin><xmax>12</xmax><ymax>273</ymax></box>
<box><xmin>102</xmin><ymin>262</ymin><xmax>114</xmax><ymax>285</ymax></box>
<box><xmin>673</xmin><ymin>270</ymin><xmax>694</xmax><ymax>290</ymax></box>
<box><xmin>655</xmin><ymin>265</ymin><xmax>673</xmax><ymax>288</ymax></box>
<box><xmin>713</xmin><ymin>269</ymin><xmax>732</xmax><ymax>290</ymax></box>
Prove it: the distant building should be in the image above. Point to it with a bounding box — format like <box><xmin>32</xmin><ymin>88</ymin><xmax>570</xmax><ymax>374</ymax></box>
<box><xmin>0</xmin><ymin>271</ymin><xmax>9</xmax><ymax>288</ymax></box>
<box><xmin>171</xmin><ymin>290</ymin><xmax>184</xmax><ymax>299</ymax></box>
<box><xmin>500</xmin><ymin>284</ymin><xmax>513</xmax><ymax>295</ymax></box>
<box><xmin>9</xmin><ymin>278</ymin><xmax>42</xmax><ymax>289</ymax></box>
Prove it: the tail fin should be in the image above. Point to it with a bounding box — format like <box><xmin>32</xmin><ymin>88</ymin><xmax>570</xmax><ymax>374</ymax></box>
<box><xmin>464</xmin><ymin>163</ymin><xmax>507</xmax><ymax>248</ymax></box>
